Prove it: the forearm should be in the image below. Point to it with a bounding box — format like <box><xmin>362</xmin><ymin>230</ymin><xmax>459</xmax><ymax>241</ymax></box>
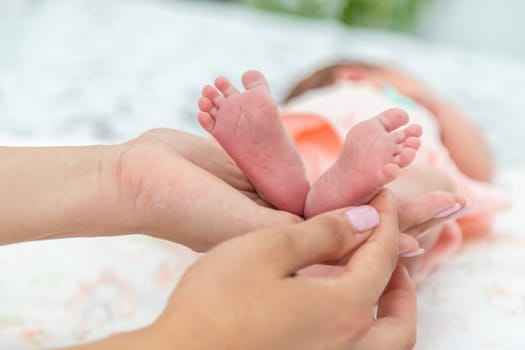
<box><xmin>61</xmin><ymin>315</ymin><xmax>207</xmax><ymax>350</ymax></box>
<box><xmin>60</xmin><ymin>326</ymin><xmax>168</xmax><ymax>350</ymax></box>
<box><xmin>437</xmin><ymin>103</ymin><xmax>494</xmax><ymax>182</ymax></box>
<box><xmin>0</xmin><ymin>145</ymin><xmax>137</xmax><ymax>244</ymax></box>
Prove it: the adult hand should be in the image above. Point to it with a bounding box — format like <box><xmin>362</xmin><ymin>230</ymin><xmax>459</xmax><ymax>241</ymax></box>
<box><xmin>397</xmin><ymin>190</ymin><xmax>468</xmax><ymax>236</ymax></box>
<box><xmin>111</xmin><ymin>128</ymin><xmax>301</xmax><ymax>251</ymax></box>
<box><xmin>113</xmin><ymin>129</ymin><xmax>460</xmax><ymax>253</ymax></box>
<box><xmin>153</xmin><ymin>190</ymin><xmax>416</xmax><ymax>350</ymax></box>
<box><xmin>0</xmin><ymin>127</ymin><xmax>459</xmax><ymax>254</ymax></box>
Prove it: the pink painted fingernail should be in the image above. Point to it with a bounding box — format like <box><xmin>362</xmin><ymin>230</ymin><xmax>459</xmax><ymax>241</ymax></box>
<box><xmin>400</xmin><ymin>248</ymin><xmax>425</xmax><ymax>258</ymax></box>
<box><xmin>433</xmin><ymin>203</ymin><xmax>461</xmax><ymax>218</ymax></box>
<box><xmin>448</xmin><ymin>203</ymin><xmax>473</xmax><ymax>219</ymax></box>
<box><xmin>345</xmin><ymin>205</ymin><xmax>380</xmax><ymax>232</ymax></box>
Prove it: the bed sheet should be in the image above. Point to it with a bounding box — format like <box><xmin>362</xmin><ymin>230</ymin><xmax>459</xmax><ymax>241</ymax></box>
<box><xmin>0</xmin><ymin>0</ymin><xmax>524</xmax><ymax>348</ymax></box>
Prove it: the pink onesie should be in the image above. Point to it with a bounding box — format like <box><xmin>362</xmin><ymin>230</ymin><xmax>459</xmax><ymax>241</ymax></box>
<box><xmin>281</xmin><ymin>81</ymin><xmax>510</xmax><ymax>282</ymax></box>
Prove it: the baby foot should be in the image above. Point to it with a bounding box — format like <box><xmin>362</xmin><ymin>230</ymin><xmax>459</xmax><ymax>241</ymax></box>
<box><xmin>197</xmin><ymin>70</ymin><xmax>309</xmax><ymax>215</ymax></box>
<box><xmin>304</xmin><ymin>108</ymin><xmax>422</xmax><ymax>218</ymax></box>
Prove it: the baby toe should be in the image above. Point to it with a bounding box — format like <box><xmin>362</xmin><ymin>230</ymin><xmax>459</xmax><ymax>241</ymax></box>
<box><xmin>242</xmin><ymin>70</ymin><xmax>270</xmax><ymax>90</ymax></box>
<box><xmin>197</xmin><ymin>112</ymin><xmax>216</xmax><ymax>132</ymax></box>
<box><xmin>202</xmin><ymin>85</ymin><xmax>222</xmax><ymax>104</ymax></box>
<box><xmin>383</xmin><ymin>163</ymin><xmax>401</xmax><ymax>182</ymax></box>
<box><xmin>378</xmin><ymin>108</ymin><xmax>410</xmax><ymax>132</ymax></box>
<box><xmin>405</xmin><ymin>124</ymin><xmax>423</xmax><ymax>138</ymax></box>
<box><xmin>215</xmin><ymin>76</ymin><xmax>240</xmax><ymax>97</ymax></box>
<box><xmin>404</xmin><ymin>137</ymin><xmax>421</xmax><ymax>150</ymax></box>
<box><xmin>395</xmin><ymin>148</ymin><xmax>417</xmax><ymax>167</ymax></box>
<box><xmin>198</xmin><ymin>97</ymin><xmax>214</xmax><ymax>112</ymax></box>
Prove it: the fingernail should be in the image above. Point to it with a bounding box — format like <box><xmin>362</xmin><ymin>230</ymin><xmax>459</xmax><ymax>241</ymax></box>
<box><xmin>433</xmin><ymin>203</ymin><xmax>461</xmax><ymax>218</ymax></box>
<box><xmin>399</xmin><ymin>234</ymin><xmax>419</xmax><ymax>255</ymax></box>
<box><xmin>345</xmin><ymin>205</ymin><xmax>380</xmax><ymax>233</ymax></box>
<box><xmin>400</xmin><ymin>248</ymin><xmax>425</xmax><ymax>258</ymax></box>
<box><xmin>448</xmin><ymin>203</ymin><xmax>473</xmax><ymax>220</ymax></box>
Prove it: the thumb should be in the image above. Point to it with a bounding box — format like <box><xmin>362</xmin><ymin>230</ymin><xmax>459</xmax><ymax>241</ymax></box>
<box><xmin>249</xmin><ymin>205</ymin><xmax>380</xmax><ymax>276</ymax></box>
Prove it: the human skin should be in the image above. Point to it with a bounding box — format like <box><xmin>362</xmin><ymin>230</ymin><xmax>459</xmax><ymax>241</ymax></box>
<box><xmin>336</xmin><ymin>65</ymin><xmax>494</xmax><ymax>182</ymax></box>
<box><xmin>0</xmin><ymin>128</ymin><xmax>460</xmax><ymax>249</ymax></box>
<box><xmin>333</xmin><ymin>66</ymin><xmax>482</xmax><ymax>272</ymax></box>
<box><xmin>281</xmin><ymin>65</ymin><xmax>473</xmax><ymax>276</ymax></box>
<box><xmin>0</xmin><ymin>129</ymin><xmax>300</xmax><ymax>250</ymax></box>
<box><xmin>198</xmin><ymin>70</ymin><xmax>310</xmax><ymax>216</ymax></box>
<box><xmin>0</xmin><ymin>129</ymin><xmax>465</xmax><ymax>349</ymax></box>
<box><xmin>304</xmin><ymin>107</ymin><xmax>422</xmax><ymax>217</ymax></box>
<box><xmin>65</xmin><ymin>191</ymin><xmax>418</xmax><ymax>350</ymax></box>
<box><xmin>197</xmin><ymin>71</ymin><xmax>421</xmax><ymax>218</ymax></box>
<box><xmin>388</xmin><ymin>165</ymin><xmax>464</xmax><ymax>275</ymax></box>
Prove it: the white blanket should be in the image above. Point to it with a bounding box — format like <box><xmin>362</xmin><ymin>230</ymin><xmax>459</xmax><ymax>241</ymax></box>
<box><xmin>0</xmin><ymin>0</ymin><xmax>524</xmax><ymax>348</ymax></box>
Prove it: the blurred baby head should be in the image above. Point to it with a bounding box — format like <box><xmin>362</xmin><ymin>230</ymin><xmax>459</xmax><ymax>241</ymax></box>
<box><xmin>285</xmin><ymin>61</ymin><xmax>439</xmax><ymax>115</ymax></box>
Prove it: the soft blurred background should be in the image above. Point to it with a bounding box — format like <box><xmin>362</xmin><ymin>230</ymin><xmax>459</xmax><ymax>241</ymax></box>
<box><xmin>239</xmin><ymin>0</ymin><xmax>525</xmax><ymax>56</ymax></box>
<box><xmin>1</xmin><ymin>0</ymin><xmax>525</xmax><ymax>167</ymax></box>
<box><xmin>0</xmin><ymin>1</ymin><xmax>524</xmax><ymax>349</ymax></box>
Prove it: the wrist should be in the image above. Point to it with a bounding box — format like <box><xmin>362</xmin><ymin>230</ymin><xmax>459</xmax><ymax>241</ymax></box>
<box><xmin>105</xmin><ymin>139</ymin><xmax>171</xmax><ymax>240</ymax></box>
<box><xmin>0</xmin><ymin>144</ymin><xmax>140</xmax><ymax>244</ymax></box>
<box><xmin>106</xmin><ymin>137</ymin><xmax>204</xmax><ymax>245</ymax></box>
<box><xmin>61</xmin><ymin>143</ymin><xmax>144</xmax><ymax>238</ymax></box>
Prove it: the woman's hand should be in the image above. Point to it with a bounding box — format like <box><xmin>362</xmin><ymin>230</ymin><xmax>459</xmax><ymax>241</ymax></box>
<box><xmin>111</xmin><ymin>128</ymin><xmax>301</xmax><ymax>251</ymax></box>
<box><xmin>112</xmin><ymin>129</ymin><xmax>459</xmax><ymax>252</ymax></box>
<box><xmin>0</xmin><ymin>127</ymin><xmax>460</xmax><ymax>255</ymax></box>
<box><xmin>0</xmin><ymin>129</ymin><xmax>299</xmax><ymax>247</ymax></box>
<box><xmin>397</xmin><ymin>190</ymin><xmax>468</xmax><ymax>236</ymax></box>
<box><xmin>152</xmin><ymin>190</ymin><xmax>417</xmax><ymax>350</ymax></box>
<box><xmin>63</xmin><ymin>190</ymin><xmax>416</xmax><ymax>350</ymax></box>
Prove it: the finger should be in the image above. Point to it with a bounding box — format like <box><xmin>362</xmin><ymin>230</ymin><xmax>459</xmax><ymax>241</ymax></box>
<box><xmin>141</xmin><ymin>129</ymin><xmax>256</xmax><ymax>193</ymax></box>
<box><xmin>403</xmin><ymin>202</ymin><xmax>470</xmax><ymax>238</ymax></box>
<box><xmin>354</xmin><ymin>265</ymin><xmax>417</xmax><ymax>350</ymax></box>
<box><xmin>329</xmin><ymin>233</ymin><xmax>418</xmax><ymax>267</ymax></box>
<box><xmin>340</xmin><ymin>190</ymin><xmax>400</xmax><ymax>305</ymax></box>
<box><xmin>377</xmin><ymin>265</ymin><xmax>416</xmax><ymax>319</ymax></box>
<box><xmin>248</xmin><ymin>205</ymin><xmax>380</xmax><ymax>276</ymax></box>
<box><xmin>412</xmin><ymin>202</ymin><xmax>472</xmax><ymax>238</ymax></box>
<box><xmin>398</xmin><ymin>191</ymin><xmax>467</xmax><ymax>233</ymax></box>
<box><xmin>398</xmin><ymin>234</ymin><xmax>420</xmax><ymax>256</ymax></box>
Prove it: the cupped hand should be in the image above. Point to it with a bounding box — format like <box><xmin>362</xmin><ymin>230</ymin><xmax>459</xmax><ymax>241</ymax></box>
<box><xmin>154</xmin><ymin>190</ymin><xmax>417</xmax><ymax>350</ymax></box>
<box><xmin>111</xmin><ymin>128</ymin><xmax>301</xmax><ymax>251</ymax></box>
<box><xmin>109</xmin><ymin>127</ymin><xmax>460</xmax><ymax>255</ymax></box>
